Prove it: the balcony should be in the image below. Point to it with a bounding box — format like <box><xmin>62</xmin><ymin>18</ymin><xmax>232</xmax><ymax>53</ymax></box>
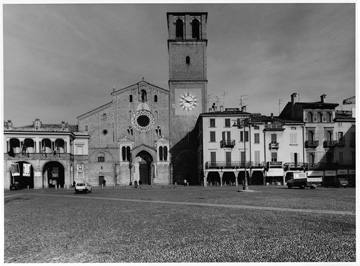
<box><xmin>205</xmin><ymin>161</ymin><xmax>250</xmax><ymax>169</ymax></box>
<box><xmin>220</xmin><ymin>139</ymin><xmax>235</xmax><ymax>148</ymax></box>
<box><xmin>305</xmin><ymin>140</ymin><xmax>319</xmax><ymax>148</ymax></box>
<box><xmin>269</xmin><ymin>142</ymin><xmax>279</xmax><ymax>149</ymax></box>
<box><xmin>323</xmin><ymin>140</ymin><xmax>337</xmax><ymax>148</ymax></box>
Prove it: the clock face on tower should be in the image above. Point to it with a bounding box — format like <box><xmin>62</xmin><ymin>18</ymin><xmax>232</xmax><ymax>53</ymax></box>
<box><xmin>179</xmin><ymin>92</ymin><xmax>197</xmax><ymax>111</ymax></box>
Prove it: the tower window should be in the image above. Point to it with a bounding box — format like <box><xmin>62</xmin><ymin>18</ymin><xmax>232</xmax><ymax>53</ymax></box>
<box><xmin>175</xmin><ymin>18</ymin><xmax>183</xmax><ymax>39</ymax></box>
<box><xmin>186</xmin><ymin>56</ymin><xmax>190</xmax><ymax>65</ymax></box>
<box><xmin>130</xmin><ymin>95</ymin><xmax>133</xmax><ymax>102</ymax></box>
<box><xmin>192</xmin><ymin>19</ymin><xmax>200</xmax><ymax>39</ymax></box>
<box><xmin>154</xmin><ymin>95</ymin><xmax>158</xmax><ymax>102</ymax></box>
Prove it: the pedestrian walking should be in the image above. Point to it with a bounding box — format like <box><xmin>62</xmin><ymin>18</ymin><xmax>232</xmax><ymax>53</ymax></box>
<box><xmin>184</xmin><ymin>179</ymin><xmax>187</xmax><ymax>186</ymax></box>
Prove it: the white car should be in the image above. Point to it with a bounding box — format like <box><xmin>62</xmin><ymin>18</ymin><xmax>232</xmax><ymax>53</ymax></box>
<box><xmin>75</xmin><ymin>182</ymin><xmax>92</xmax><ymax>194</ymax></box>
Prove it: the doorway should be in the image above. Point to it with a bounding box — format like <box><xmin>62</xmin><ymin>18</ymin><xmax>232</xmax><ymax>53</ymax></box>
<box><xmin>136</xmin><ymin>151</ymin><xmax>153</xmax><ymax>185</ymax></box>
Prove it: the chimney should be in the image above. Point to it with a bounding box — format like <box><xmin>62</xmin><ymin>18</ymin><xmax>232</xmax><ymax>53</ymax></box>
<box><xmin>241</xmin><ymin>106</ymin><xmax>246</xmax><ymax>112</ymax></box>
<box><xmin>291</xmin><ymin>93</ymin><xmax>297</xmax><ymax>105</ymax></box>
<box><xmin>220</xmin><ymin>106</ymin><xmax>224</xmax><ymax>112</ymax></box>
<box><xmin>320</xmin><ymin>94</ymin><xmax>326</xmax><ymax>103</ymax></box>
<box><xmin>271</xmin><ymin>113</ymin><xmax>273</xmax><ymax>120</ymax></box>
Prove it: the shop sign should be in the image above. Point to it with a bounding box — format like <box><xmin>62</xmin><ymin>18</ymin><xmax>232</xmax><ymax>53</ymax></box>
<box><xmin>268</xmin><ymin>161</ymin><xmax>282</xmax><ymax>168</ymax></box>
<box><xmin>337</xmin><ymin>169</ymin><xmax>348</xmax><ymax>175</ymax></box>
<box><xmin>307</xmin><ymin>170</ymin><xmax>323</xmax><ymax>177</ymax></box>
<box><xmin>325</xmin><ymin>170</ymin><xmax>336</xmax><ymax>176</ymax></box>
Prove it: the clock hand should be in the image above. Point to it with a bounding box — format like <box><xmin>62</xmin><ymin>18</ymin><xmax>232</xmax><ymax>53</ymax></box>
<box><xmin>181</xmin><ymin>97</ymin><xmax>192</xmax><ymax>103</ymax></box>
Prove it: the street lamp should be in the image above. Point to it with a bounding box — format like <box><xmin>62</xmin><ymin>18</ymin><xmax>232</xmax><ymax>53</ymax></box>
<box><xmin>233</xmin><ymin>116</ymin><xmax>252</xmax><ymax>191</ymax></box>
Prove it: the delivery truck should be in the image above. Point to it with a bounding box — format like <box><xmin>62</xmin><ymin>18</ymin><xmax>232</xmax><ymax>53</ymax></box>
<box><xmin>285</xmin><ymin>171</ymin><xmax>316</xmax><ymax>189</ymax></box>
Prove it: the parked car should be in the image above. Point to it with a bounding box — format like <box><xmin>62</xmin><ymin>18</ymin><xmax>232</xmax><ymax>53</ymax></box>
<box><xmin>10</xmin><ymin>182</ymin><xmax>22</xmax><ymax>190</ymax></box>
<box><xmin>323</xmin><ymin>177</ymin><xmax>348</xmax><ymax>188</ymax></box>
<box><xmin>75</xmin><ymin>182</ymin><xmax>92</xmax><ymax>193</ymax></box>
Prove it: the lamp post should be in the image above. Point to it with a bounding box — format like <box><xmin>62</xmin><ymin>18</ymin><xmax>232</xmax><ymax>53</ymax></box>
<box><xmin>233</xmin><ymin>116</ymin><xmax>252</xmax><ymax>191</ymax></box>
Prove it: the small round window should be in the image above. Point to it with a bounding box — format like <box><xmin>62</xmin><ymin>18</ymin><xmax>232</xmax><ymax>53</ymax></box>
<box><xmin>103</xmin><ymin>129</ymin><xmax>108</xmax><ymax>135</ymax></box>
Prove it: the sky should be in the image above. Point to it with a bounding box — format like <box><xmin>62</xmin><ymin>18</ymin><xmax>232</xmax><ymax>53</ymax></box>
<box><xmin>2</xmin><ymin>2</ymin><xmax>356</xmax><ymax>127</ymax></box>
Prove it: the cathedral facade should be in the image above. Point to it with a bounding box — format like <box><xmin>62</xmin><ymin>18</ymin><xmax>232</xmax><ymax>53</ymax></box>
<box><xmin>77</xmin><ymin>12</ymin><xmax>208</xmax><ymax>186</ymax></box>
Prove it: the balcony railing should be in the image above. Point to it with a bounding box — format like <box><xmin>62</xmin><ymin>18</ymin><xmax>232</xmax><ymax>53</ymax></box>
<box><xmin>220</xmin><ymin>139</ymin><xmax>235</xmax><ymax>148</ymax></box>
<box><xmin>305</xmin><ymin>140</ymin><xmax>319</xmax><ymax>148</ymax></box>
<box><xmin>269</xmin><ymin>142</ymin><xmax>279</xmax><ymax>149</ymax></box>
<box><xmin>323</xmin><ymin>140</ymin><xmax>337</xmax><ymax>148</ymax></box>
<box><xmin>205</xmin><ymin>161</ymin><xmax>251</xmax><ymax>169</ymax></box>
<box><xmin>283</xmin><ymin>162</ymin><xmax>307</xmax><ymax>170</ymax></box>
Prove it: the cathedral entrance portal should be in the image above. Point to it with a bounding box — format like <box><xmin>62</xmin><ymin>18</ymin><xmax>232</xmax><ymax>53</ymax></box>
<box><xmin>136</xmin><ymin>151</ymin><xmax>153</xmax><ymax>185</ymax></box>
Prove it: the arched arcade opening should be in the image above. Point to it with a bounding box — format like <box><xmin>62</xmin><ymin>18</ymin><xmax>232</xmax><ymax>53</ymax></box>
<box><xmin>43</xmin><ymin>161</ymin><xmax>65</xmax><ymax>188</ymax></box>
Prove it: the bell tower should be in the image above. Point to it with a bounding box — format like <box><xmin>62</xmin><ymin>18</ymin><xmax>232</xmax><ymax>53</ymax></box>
<box><xmin>167</xmin><ymin>12</ymin><xmax>208</xmax><ymax>184</ymax></box>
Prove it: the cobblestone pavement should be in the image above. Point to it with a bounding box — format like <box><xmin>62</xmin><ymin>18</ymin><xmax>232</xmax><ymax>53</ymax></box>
<box><xmin>4</xmin><ymin>185</ymin><xmax>356</xmax><ymax>262</ymax></box>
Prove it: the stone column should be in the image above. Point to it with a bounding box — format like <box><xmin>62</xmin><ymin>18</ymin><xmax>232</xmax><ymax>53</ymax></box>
<box><xmin>219</xmin><ymin>171</ymin><xmax>224</xmax><ymax>186</ymax></box>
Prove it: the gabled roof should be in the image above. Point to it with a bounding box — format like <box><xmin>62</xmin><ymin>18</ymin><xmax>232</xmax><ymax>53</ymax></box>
<box><xmin>111</xmin><ymin>79</ymin><xmax>168</xmax><ymax>97</ymax></box>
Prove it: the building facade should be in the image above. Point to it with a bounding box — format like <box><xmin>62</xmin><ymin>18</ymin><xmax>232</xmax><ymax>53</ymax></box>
<box><xmin>77</xmin><ymin>79</ymin><xmax>171</xmax><ymax>186</ymax></box>
<box><xmin>4</xmin><ymin>119</ymin><xmax>89</xmax><ymax>189</ymax></box>
<box><xmin>197</xmin><ymin>109</ymin><xmax>306</xmax><ymax>186</ymax></box>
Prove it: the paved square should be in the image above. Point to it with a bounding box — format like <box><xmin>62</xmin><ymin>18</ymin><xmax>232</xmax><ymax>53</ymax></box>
<box><xmin>4</xmin><ymin>185</ymin><xmax>356</xmax><ymax>262</ymax></box>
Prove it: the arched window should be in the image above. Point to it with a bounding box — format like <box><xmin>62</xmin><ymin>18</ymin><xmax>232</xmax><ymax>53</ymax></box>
<box><xmin>326</xmin><ymin>112</ymin><xmax>332</xmax><ymax>122</ymax></box>
<box><xmin>129</xmin><ymin>95</ymin><xmax>133</xmax><ymax>102</ymax></box>
<box><xmin>159</xmin><ymin>146</ymin><xmax>163</xmax><ymax>161</ymax></box>
<box><xmin>154</xmin><ymin>95</ymin><xmax>158</xmax><ymax>102</ymax></box>
<box><xmin>122</xmin><ymin>147</ymin><xmax>126</xmax><ymax>161</ymax></box>
<box><xmin>192</xmin><ymin>19</ymin><xmax>200</xmax><ymax>39</ymax></box>
<box><xmin>164</xmin><ymin>146</ymin><xmax>168</xmax><ymax>161</ymax></box>
<box><xmin>186</xmin><ymin>56</ymin><xmax>190</xmax><ymax>65</ymax></box>
<box><xmin>317</xmin><ymin>112</ymin><xmax>322</xmax><ymax>123</ymax></box>
<box><xmin>126</xmin><ymin>147</ymin><xmax>131</xmax><ymax>162</ymax></box>
<box><xmin>307</xmin><ymin>131</ymin><xmax>314</xmax><ymax>141</ymax></box>
<box><xmin>326</xmin><ymin>131</ymin><xmax>333</xmax><ymax>141</ymax></box>
<box><xmin>176</xmin><ymin>18</ymin><xmax>183</xmax><ymax>39</ymax></box>
<box><xmin>141</xmin><ymin>89</ymin><xmax>147</xmax><ymax>102</ymax></box>
<box><xmin>307</xmin><ymin>112</ymin><xmax>313</xmax><ymax>122</ymax></box>
<box><xmin>102</xmin><ymin>113</ymin><xmax>107</xmax><ymax>121</ymax></box>
<box><xmin>85</xmin><ymin>126</ymin><xmax>88</xmax><ymax>132</ymax></box>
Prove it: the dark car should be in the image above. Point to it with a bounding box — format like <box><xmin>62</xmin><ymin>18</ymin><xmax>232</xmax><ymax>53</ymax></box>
<box><xmin>10</xmin><ymin>182</ymin><xmax>22</xmax><ymax>190</ymax></box>
<box><xmin>323</xmin><ymin>177</ymin><xmax>348</xmax><ymax>188</ymax></box>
